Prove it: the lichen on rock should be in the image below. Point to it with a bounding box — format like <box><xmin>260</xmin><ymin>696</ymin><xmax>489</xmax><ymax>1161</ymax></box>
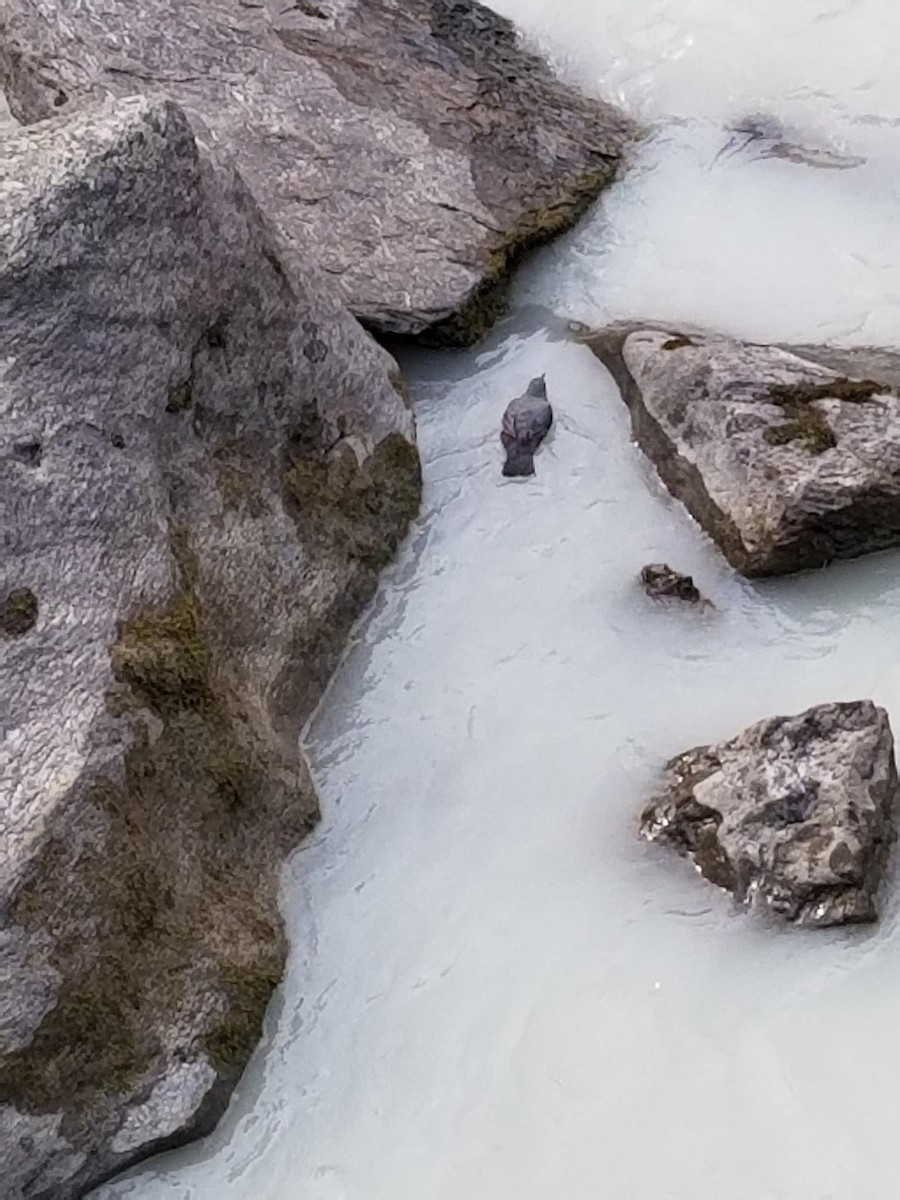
<box><xmin>0</xmin><ymin>588</ymin><xmax>38</xmax><ymax>637</ymax></box>
<box><xmin>0</xmin><ymin>95</ymin><xmax>420</xmax><ymax>1197</ymax></box>
<box><xmin>762</xmin><ymin>377</ymin><xmax>886</xmax><ymax>454</ymax></box>
<box><xmin>587</xmin><ymin>322</ymin><xmax>900</xmax><ymax>575</ymax></box>
<box><xmin>641</xmin><ymin>701</ymin><xmax>899</xmax><ymax>927</ymax></box>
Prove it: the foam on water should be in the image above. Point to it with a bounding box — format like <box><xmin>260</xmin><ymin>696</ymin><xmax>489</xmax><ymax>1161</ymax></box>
<box><xmin>96</xmin><ymin>3</ymin><xmax>900</xmax><ymax>1198</ymax></box>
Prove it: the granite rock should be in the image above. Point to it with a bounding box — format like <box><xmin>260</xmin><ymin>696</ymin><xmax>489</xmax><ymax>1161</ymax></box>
<box><xmin>589</xmin><ymin>323</ymin><xmax>900</xmax><ymax>576</ymax></box>
<box><xmin>0</xmin><ymin>95</ymin><xmax>419</xmax><ymax>1198</ymax></box>
<box><xmin>0</xmin><ymin>0</ymin><xmax>637</xmax><ymax>344</ymax></box>
<box><xmin>641</xmin><ymin>701</ymin><xmax>898</xmax><ymax>927</ymax></box>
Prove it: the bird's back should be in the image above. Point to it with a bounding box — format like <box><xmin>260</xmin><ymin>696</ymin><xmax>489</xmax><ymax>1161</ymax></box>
<box><xmin>502</xmin><ymin>392</ymin><xmax>553</xmax><ymax>442</ymax></box>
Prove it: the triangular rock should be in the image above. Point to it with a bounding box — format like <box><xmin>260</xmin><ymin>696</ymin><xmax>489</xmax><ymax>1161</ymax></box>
<box><xmin>641</xmin><ymin>701</ymin><xmax>899</xmax><ymax>926</ymax></box>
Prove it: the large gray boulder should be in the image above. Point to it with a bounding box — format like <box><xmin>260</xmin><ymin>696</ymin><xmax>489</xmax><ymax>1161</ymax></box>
<box><xmin>588</xmin><ymin>323</ymin><xmax>900</xmax><ymax>576</ymax></box>
<box><xmin>641</xmin><ymin>702</ymin><xmax>898</xmax><ymax>927</ymax></box>
<box><xmin>0</xmin><ymin>95</ymin><xmax>420</xmax><ymax>1198</ymax></box>
<box><xmin>0</xmin><ymin>0</ymin><xmax>636</xmax><ymax>345</ymax></box>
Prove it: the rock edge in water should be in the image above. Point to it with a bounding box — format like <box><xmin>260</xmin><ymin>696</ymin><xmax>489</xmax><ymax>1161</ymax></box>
<box><xmin>641</xmin><ymin>701</ymin><xmax>899</xmax><ymax>927</ymax></box>
<box><xmin>587</xmin><ymin>321</ymin><xmax>900</xmax><ymax>576</ymax></box>
<box><xmin>0</xmin><ymin>95</ymin><xmax>420</xmax><ymax>1199</ymax></box>
<box><xmin>639</xmin><ymin>563</ymin><xmax>708</xmax><ymax>606</ymax></box>
<box><xmin>0</xmin><ymin>0</ymin><xmax>638</xmax><ymax>346</ymax></box>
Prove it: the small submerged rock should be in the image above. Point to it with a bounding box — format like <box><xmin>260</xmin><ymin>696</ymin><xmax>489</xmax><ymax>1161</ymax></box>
<box><xmin>719</xmin><ymin>113</ymin><xmax>866</xmax><ymax>170</ymax></box>
<box><xmin>566</xmin><ymin>319</ymin><xmax>591</xmax><ymax>336</ymax></box>
<box><xmin>640</xmin><ymin>701</ymin><xmax>899</xmax><ymax>927</ymax></box>
<box><xmin>640</xmin><ymin>563</ymin><xmax>710</xmax><ymax>606</ymax></box>
<box><xmin>587</xmin><ymin>322</ymin><xmax>900</xmax><ymax>576</ymax></box>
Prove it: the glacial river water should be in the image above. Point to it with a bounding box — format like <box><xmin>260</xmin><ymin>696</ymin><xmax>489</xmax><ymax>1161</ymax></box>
<box><xmin>97</xmin><ymin>3</ymin><xmax>900</xmax><ymax>1198</ymax></box>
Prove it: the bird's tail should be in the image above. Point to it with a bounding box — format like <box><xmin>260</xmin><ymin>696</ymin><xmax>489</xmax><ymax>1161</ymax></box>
<box><xmin>502</xmin><ymin>445</ymin><xmax>536</xmax><ymax>477</ymax></box>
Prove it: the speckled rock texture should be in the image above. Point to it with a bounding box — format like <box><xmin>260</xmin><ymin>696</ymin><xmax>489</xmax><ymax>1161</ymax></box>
<box><xmin>588</xmin><ymin>323</ymin><xmax>900</xmax><ymax>576</ymax></box>
<box><xmin>0</xmin><ymin>95</ymin><xmax>420</xmax><ymax>1198</ymax></box>
<box><xmin>641</xmin><ymin>701</ymin><xmax>898</xmax><ymax>927</ymax></box>
<box><xmin>0</xmin><ymin>0</ymin><xmax>636</xmax><ymax>345</ymax></box>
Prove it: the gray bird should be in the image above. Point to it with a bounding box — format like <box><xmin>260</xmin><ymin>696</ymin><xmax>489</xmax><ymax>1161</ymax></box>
<box><xmin>500</xmin><ymin>376</ymin><xmax>553</xmax><ymax>477</ymax></box>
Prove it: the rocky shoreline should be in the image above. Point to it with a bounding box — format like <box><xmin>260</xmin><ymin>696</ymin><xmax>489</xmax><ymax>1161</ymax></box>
<box><xmin>0</xmin><ymin>1</ymin><xmax>636</xmax><ymax>1194</ymax></box>
<box><xmin>0</xmin><ymin>93</ymin><xmax>423</xmax><ymax>1197</ymax></box>
<box><xmin>583</xmin><ymin>320</ymin><xmax>900</xmax><ymax>923</ymax></box>
<box><xmin>4</xmin><ymin>0</ymin><xmax>900</xmax><ymax>1195</ymax></box>
<box><xmin>0</xmin><ymin>0</ymin><xmax>637</xmax><ymax>345</ymax></box>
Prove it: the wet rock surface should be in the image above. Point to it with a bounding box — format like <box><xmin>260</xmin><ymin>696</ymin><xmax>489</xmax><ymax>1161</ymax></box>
<box><xmin>0</xmin><ymin>0</ymin><xmax>636</xmax><ymax>345</ymax></box>
<box><xmin>587</xmin><ymin>322</ymin><xmax>900</xmax><ymax>576</ymax></box>
<box><xmin>641</xmin><ymin>701</ymin><xmax>899</xmax><ymax>927</ymax></box>
<box><xmin>0</xmin><ymin>96</ymin><xmax>419</xmax><ymax>1198</ymax></box>
<box><xmin>640</xmin><ymin>563</ymin><xmax>706</xmax><ymax>605</ymax></box>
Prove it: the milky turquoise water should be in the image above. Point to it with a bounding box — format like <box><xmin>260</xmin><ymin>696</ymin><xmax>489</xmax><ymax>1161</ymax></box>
<box><xmin>96</xmin><ymin>3</ymin><xmax>900</xmax><ymax>1197</ymax></box>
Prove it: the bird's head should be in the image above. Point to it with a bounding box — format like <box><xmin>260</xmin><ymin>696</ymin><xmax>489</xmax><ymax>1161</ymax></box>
<box><xmin>526</xmin><ymin>375</ymin><xmax>547</xmax><ymax>398</ymax></box>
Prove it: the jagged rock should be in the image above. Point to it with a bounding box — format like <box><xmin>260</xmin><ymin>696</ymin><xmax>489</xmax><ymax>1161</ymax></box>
<box><xmin>641</xmin><ymin>701</ymin><xmax>899</xmax><ymax>927</ymax></box>
<box><xmin>587</xmin><ymin>322</ymin><xmax>900</xmax><ymax>576</ymax></box>
<box><xmin>0</xmin><ymin>96</ymin><xmax>420</xmax><ymax>1198</ymax></box>
<box><xmin>639</xmin><ymin>563</ymin><xmax>707</xmax><ymax>605</ymax></box>
<box><xmin>0</xmin><ymin>0</ymin><xmax>636</xmax><ymax>345</ymax></box>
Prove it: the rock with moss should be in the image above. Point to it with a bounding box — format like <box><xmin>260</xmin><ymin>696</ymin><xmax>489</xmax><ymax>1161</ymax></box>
<box><xmin>587</xmin><ymin>322</ymin><xmax>900</xmax><ymax>576</ymax></box>
<box><xmin>0</xmin><ymin>0</ymin><xmax>636</xmax><ymax>346</ymax></box>
<box><xmin>639</xmin><ymin>564</ymin><xmax>708</xmax><ymax>607</ymax></box>
<box><xmin>0</xmin><ymin>96</ymin><xmax>419</xmax><ymax>1198</ymax></box>
<box><xmin>641</xmin><ymin>701</ymin><xmax>899</xmax><ymax>927</ymax></box>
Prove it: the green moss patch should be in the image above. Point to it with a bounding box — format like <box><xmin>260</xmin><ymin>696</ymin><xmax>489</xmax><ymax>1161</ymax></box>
<box><xmin>1</xmin><ymin>760</ymin><xmax>289</xmax><ymax>1119</ymax></box>
<box><xmin>166</xmin><ymin>380</ymin><xmax>194</xmax><ymax>414</ymax></box>
<box><xmin>1</xmin><ymin>549</ymin><xmax>311</xmax><ymax>1124</ymax></box>
<box><xmin>0</xmin><ymin>946</ymin><xmax>150</xmax><ymax>1109</ymax></box>
<box><xmin>763</xmin><ymin>376</ymin><xmax>888</xmax><ymax>455</ymax></box>
<box><xmin>1</xmin><ymin>587</ymin><xmax>38</xmax><ymax>637</ymax></box>
<box><xmin>421</xmin><ymin>169</ymin><xmax>616</xmax><ymax>347</ymax></box>
<box><xmin>662</xmin><ymin>334</ymin><xmax>695</xmax><ymax>351</ymax></box>
<box><xmin>204</xmin><ymin>962</ymin><xmax>283</xmax><ymax>1073</ymax></box>
<box><xmin>764</xmin><ymin>402</ymin><xmax>837</xmax><ymax>454</ymax></box>
<box><xmin>211</xmin><ymin>443</ymin><xmax>269</xmax><ymax>519</ymax></box>
<box><xmin>112</xmin><ymin>590</ymin><xmax>213</xmax><ymax>713</ymax></box>
<box><xmin>284</xmin><ymin>431</ymin><xmax>422</xmax><ymax>569</ymax></box>
<box><xmin>770</xmin><ymin>377</ymin><xmax>889</xmax><ymax>406</ymax></box>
